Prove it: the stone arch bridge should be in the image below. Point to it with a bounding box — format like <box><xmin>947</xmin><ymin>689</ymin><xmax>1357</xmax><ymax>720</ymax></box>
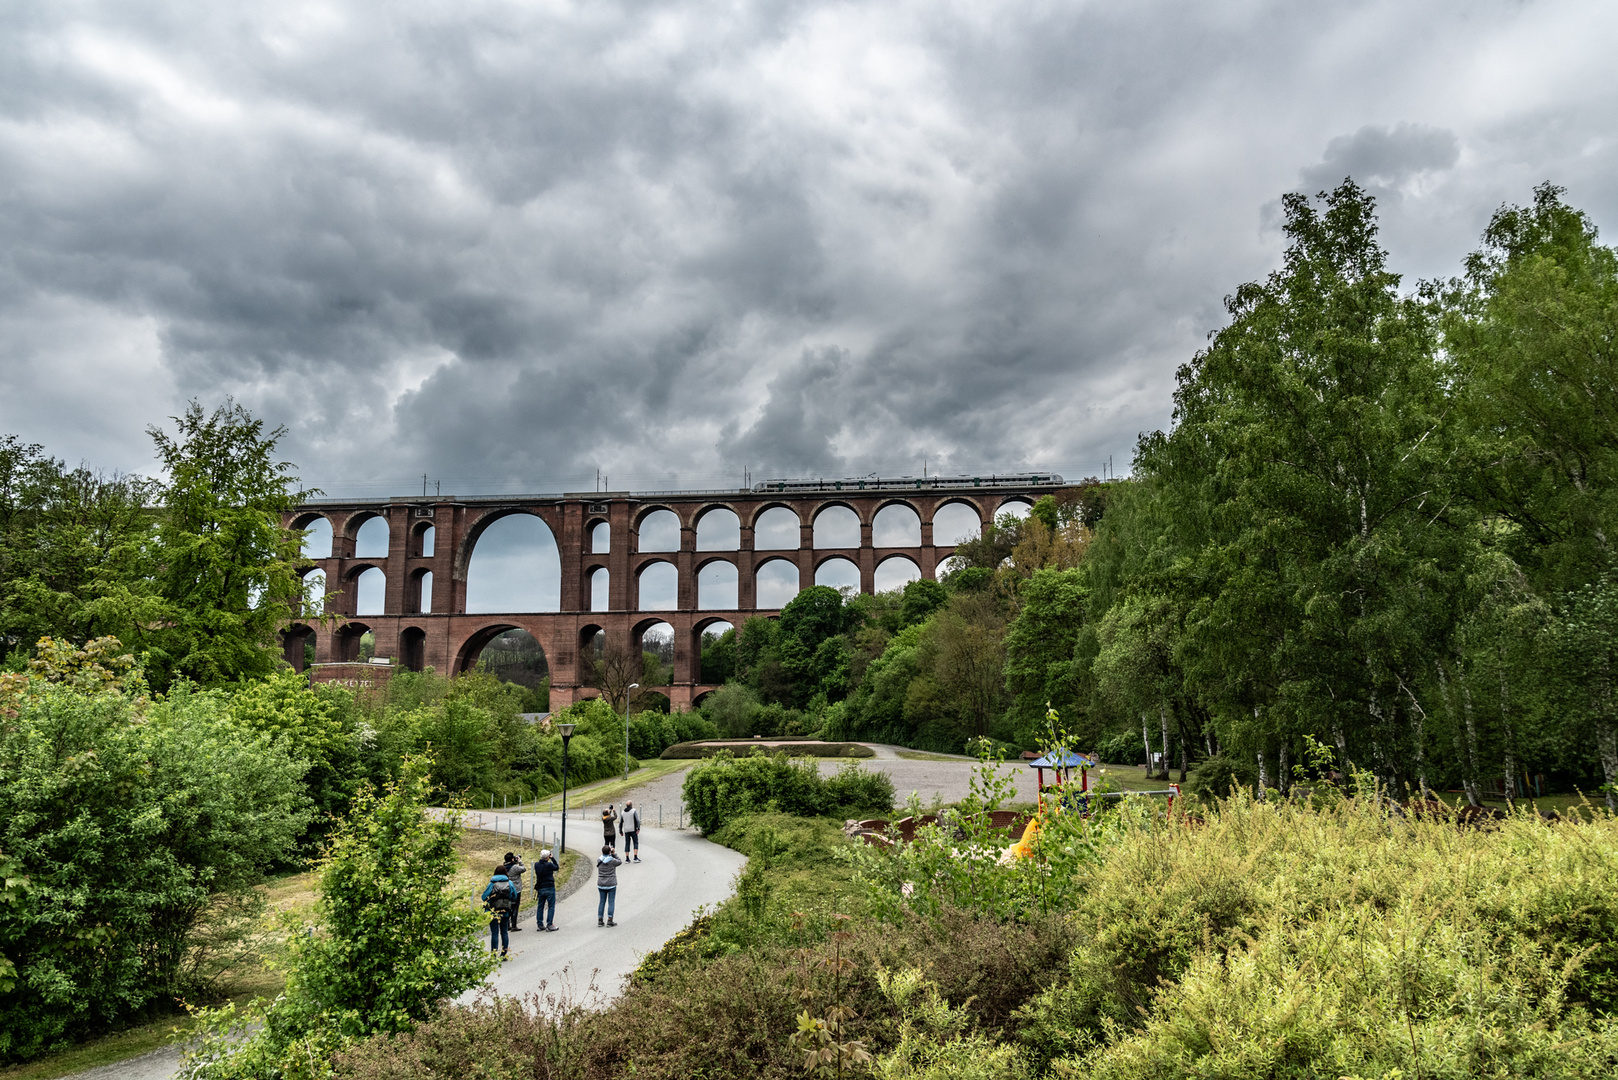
<box><xmin>282</xmin><ymin>478</ymin><xmax>1069</xmax><ymax>711</ymax></box>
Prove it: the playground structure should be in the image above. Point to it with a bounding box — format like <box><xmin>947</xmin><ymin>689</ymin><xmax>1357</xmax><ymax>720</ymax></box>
<box><xmin>842</xmin><ymin>754</ymin><xmax>1184</xmax><ymax>860</ymax></box>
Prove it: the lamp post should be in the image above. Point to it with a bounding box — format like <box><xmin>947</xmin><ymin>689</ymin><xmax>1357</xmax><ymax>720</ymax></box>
<box><xmin>558</xmin><ymin>722</ymin><xmax>576</xmax><ymax>855</ymax></box>
<box><xmin>624</xmin><ymin>683</ymin><xmax>639</xmax><ymax>780</ymax></box>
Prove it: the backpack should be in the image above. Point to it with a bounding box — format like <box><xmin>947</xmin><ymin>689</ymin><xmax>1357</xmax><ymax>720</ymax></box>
<box><xmin>490</xmin><ymin>881</ymin><xmax>514</xmax><ymax>912</ymax></box>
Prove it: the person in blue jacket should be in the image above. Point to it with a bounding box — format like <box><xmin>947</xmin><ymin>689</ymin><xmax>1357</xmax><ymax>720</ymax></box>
<box><xmin>481</xmin><ymin>870</ymin><xmax>516</xmax><ymax>958</ymax></box>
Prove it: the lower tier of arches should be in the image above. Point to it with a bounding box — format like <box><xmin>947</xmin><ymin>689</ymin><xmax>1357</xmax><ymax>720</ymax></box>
<box><xmin>280</xmin><ymin>610</ymin><xmax>756</xmax><ymax>712</ymax></box>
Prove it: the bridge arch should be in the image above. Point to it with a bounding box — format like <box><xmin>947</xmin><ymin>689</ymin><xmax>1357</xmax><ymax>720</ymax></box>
<box><xmin>696</xmin><ymin>556</ymin><xmax>739</xmax><ymax>609</ymax></box>
<box><xmin>349</xmin><ymin>513</ymin><xmax>390</xmax><ymax>559</ymax></box>
<box><xmin>694</xmin><ymin>506</ymin><xmax>741</xmax><ymax>550</ymax></box>
<box><xmin>635</xmin><ymin>507</ymin><xmax>680</xmax><ymax>553</ymax></box>
<box><xmin>751</xmin><ymin>504</ymin><xmax>802</xmax><ymax>549</ymax></box>
<box><xmin>409</xmin><ymin>567</ymin><xmax>433</xmax><ymax>614</ymax></box>
<box><xmin>755</xmin><ymin>556</ymin><xmax>800</xmax><ymax>608</ymax></box>
<box><xmin>348</xmin><ymin>563</ymin><xmax>386</xmax><ymax>616</ymax></box>
<box><xmin>399</xmin><ymin>626</ymin><xmax>427</xmax><ymax>671</ymax></box>
<box><xmin>814</xmin><ymin>555</ymin><xmax>861</xmax><ymax>592</ymax></box>
<box><xmin>588</xmin><ymin>518</ymin><xmax>611</xmax><ymax>553</ymax></box>
<box><xmin>412</xmin><ymin>520</ymin><xmax>435</xmax><ymax>557</ymax></box>
<box><xmin>636</xmin><ymin>558</ymin><xmax>678</xmax><ymax>610</ymax></box>
<box><xmin>812</xmin><ymin>503</ymin><xmax>861</xmax><ymax>548</ymax></box>
<box><xmin>871</xmin><ymin>502</ymin><xmax>922</xmax><ymax>547</ymax></box>
<box><xmin>455</xmin><ymin>622</ymin><xmax>552</xmax><ymax>674</ymax></box>
<box><xmin>280</xmin><ymin>622</ymin><xmax>316</xmax><ymax>672</ymax></box>
<box><xmin>874</xmin><ymin>554</ymin><xmax>922</xmax><ymax>592</ymax></box>
<box><xmin>997</xmin><ymin>496</ymin><xmax>1035</xmax><ymax>518</ymax></box>
<box><xmin>294</xmin><ymin>513</ymin><xmax>333</xmax><ymax>559</ymax></box>
<box><xmin>462</xmin><ymin>510</ymin><xmax>562</xmax><ymax>614</ymax></box>
<box><xmin>336</xmin><ymin>621</ymin><xmax>373</xmax><ymax>662</ymax></box>
<box><xmin>931</xmin><ymin>499</ymin><xmax>984</xmax><ymax>546</ymax></box>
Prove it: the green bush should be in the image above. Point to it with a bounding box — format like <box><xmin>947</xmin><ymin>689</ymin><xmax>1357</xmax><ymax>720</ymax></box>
<box><xmin>681</xmin><ymin>751</ymin><xmax>894</xmax><ymax>833</ymax></box>
<box><xmin>181</xmin><ymin>755</ymin><xmax>493</xmax><ymax>1080</ymax></box>
<box><xmin>627</xmin><ymin>710</ymin><xmax>719</xmax><ymax>759</ymax></box>
<box><xmin>1020</xmin><ymin>792</ymin><xmax>1618</xmax><ymax>1077</ymax></box>
<box><xmin>0</xmin><ymin>680</ymin><xmax>310</xmax><ymax>1061</ymax></box>
<box><xmin>660</xmin><ymin>740</ymin><xmax>874</xmax><ymax>760</ymax></box>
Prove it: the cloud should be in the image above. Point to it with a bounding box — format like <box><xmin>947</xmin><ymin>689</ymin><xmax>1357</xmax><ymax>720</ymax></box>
<box><xmin>0</xmin><ymin>0</ymin><xmax>1616</xmax><ymax>496</ymax></box>
<box><xmin>1302</xmin><ymin>122</ymin><xmax>1461</xmax><ymax>195</ymax></box>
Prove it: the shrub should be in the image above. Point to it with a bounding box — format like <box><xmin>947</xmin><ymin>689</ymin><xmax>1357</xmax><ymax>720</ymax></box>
<box><xmin>0</xmin><ymin>680</ymin><xmax>310</xmax><ymax>1061</ymax></box>
<box><xmin>660</xmin><ymin>740</ymin><xmax>874</xmax><ymax>760</ymax></box>
<box><xmin>1027</xmin><ymin>792</ymin><xmax>1618</xmax><ymax>1077</ymax></box>
<box><xmin>334</xmin><ymin>906</ymin><xmax>1073</xmax><ymax>1080</ymax></box>
<box><xmin>181</xmin><ymin>755</ymin><xmax>494</xmax><ymax>1080</ymax></box>
<box><xmin>681</xmin><ymin>751</ymin><xmax>894</xmax><ymax>833</ymax></box>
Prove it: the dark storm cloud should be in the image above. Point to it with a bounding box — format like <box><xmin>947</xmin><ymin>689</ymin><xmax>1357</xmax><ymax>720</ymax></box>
<box><xmin>1</xmin><ymin>0</ymin><xmax>1616</xmax><ymax>495</ymax></box>
<box><xmin>1302</xmin><ymin>123</ymin><xmax>1462</xmax><ymax>195</ymax></box>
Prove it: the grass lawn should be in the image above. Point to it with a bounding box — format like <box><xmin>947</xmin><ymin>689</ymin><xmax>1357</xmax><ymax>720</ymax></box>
<box><xmin>0</xmin><ymin>826</ymin><xmax>579</xmax><ymax>1080</ymax></box>
<box><xmin>894</xmin><ymin>749</ymin><xmax>970</xmax><ymax>761</ymax></box>
<box><xmin>515</xmin><ymin>759</ymin><xmax>691</xmax><ymax>813</ymax></box>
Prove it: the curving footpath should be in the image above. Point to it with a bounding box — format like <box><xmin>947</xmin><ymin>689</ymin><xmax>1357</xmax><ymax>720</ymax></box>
<box><xmin>462</xmin><ymin>822</ymin><xmax>745</xmax><ymax>1008</ymax></box>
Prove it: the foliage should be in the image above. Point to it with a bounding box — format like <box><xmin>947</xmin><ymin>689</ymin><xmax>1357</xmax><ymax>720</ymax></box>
<box><xmin>681</xmin><ymin>751</ymin><xmax>894</xmax><ymax>834</ymax></box>
<box><xmin>1034</xmin><ymin>793</ymin><xmax>1618</xmax><ymax>1078</ymax></box>
<box><xmin>0</xmin><ymin>674</ymin><xmax>310</xmax><ymax>1062</ymax></box>
<box><xmin>871</xmin><ymin>967</ymin><xmax>1027</xmax><ymax>1080</ymax></box>
<box><xmin>660</xmin><ymin>740</ymin><xmax>873</xmax><ymax>760</ymax></box>
<box><xmin>141</xmin><ymin>401</ymin><xmax>317</xmax><ymax>692</ymax></box>
<box><xmin>0</xmin><ymin>439</ymin><xmax>159</xmax><ymax>668</ymax></box>
<box><xmin>181</xmin><ymin>756</ymin><xmax>494</xmax><ymax>1080</ymax></box>
<box><xmin>843</xmin><ymin>745</ymin><xmax>1116</xmax><ymax>923</ymax></box>
<box><xmin>626</xmin><ymin>709</ymin><xmax>719</xmax><ymax>759</ymax></box>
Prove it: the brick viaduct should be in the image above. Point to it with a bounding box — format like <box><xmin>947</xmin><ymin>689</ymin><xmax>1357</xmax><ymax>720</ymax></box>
<box><xmin>280</xmin><ymin>480</ymin><xmax>1067</xmax><ymax>711</ymax></box>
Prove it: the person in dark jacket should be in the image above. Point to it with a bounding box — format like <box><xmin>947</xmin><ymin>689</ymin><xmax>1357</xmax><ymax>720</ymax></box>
<box><xmin>480</xmin><ymin>871</ymin><xmax>516</xmax><ymax>958</ymax></box>
<box><xmin>532</xmin><ymin>848</ymin><xmax>560</xmax><ymax>931</ymax></box>
<box><xmin>503</xmin><ymin>851</ymin><xmax>527</xmax><ymax>930</ymax></box>
<box><xmin>601</xmin><ymin>806</ymin><xmax>619</xmax><ymax>851</ymax></box>
<box><xmin>596</xmin><ymin>845</ymin><xmax>622</xmax><ymax>926</ymax></box>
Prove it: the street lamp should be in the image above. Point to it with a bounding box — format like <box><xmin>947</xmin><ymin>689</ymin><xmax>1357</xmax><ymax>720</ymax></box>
<box><xmin>558</xmin><ymin>722</ymin><xmax>576</xmax><ymax>855</ymax></box>
<box><xmin>624</xmin><ymin>683</ymin><xmax>639</xmax><ymax>780</ymax></box>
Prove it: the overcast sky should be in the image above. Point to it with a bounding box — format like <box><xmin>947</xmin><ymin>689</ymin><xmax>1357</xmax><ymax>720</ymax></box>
<box><xmin>2</xmin><ymin>0</ymin><xmax>1615</xmax><ymax>498</ymax></box>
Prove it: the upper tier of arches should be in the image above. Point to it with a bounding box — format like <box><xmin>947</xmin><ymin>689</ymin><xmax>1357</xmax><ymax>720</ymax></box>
<box><xmin>290</xmin><ymin>487</ymin><xmax>1060</xmax><ymax>617</ymax></box>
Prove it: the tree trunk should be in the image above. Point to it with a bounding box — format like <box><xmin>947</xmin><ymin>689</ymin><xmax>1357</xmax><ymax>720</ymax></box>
<box><xmin>1141</xmin><ymin>712</ymin><xmax>1153</xmax><ymax>776</ymax></box>
<box><xmin>1596</xmin><ymin>717</ymin><xmax>1618</xmax><ymax>814</ymax></box>
<box><xmin>1278</xmin><ymin>742</ymin><xmax>1290</xmax><ymax>795</ymax></box>
<box><xmin>1398</xmin><ymin>675</ymin><xmax>1432</xmax><ymax>800</ymax></box>
<box><xmin>1158</xmin><ymin>704</ymin><xmax>1172</xmax><ymax>782</ymax></box>
<box><xmin>1435</xmin><ymin>657</ymin><xmax>1481</xmax><ymax>806</ymax></box>
<box><xmin>1257</xmin><ymin>748</ymin><xmax>1269</xmax><ymax>799</ymax></box>
<box><xmin>1498</xmin><ymin>638</ymin><xmax>1517</xmax><ymax>810</ymax></box>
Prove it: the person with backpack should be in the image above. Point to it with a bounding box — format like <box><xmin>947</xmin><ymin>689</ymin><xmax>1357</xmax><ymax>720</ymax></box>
<box><xmin>619</xmin><ymin>801</ymin><xmax>642</xmax><ymax>862</ymax></box>
<box><xmin>596</xmin><ymin>845</ymin><xmax>623</xmax><ymax>926</ymax></box>
<box><xmin>601</xmin><ymin>806</ymin><xmax>619</xmax><ymax>852</ymax></box>
<box><xmin>503</xmin><ymin>851</ymin><xmax>528</xmax><ymax>930</ymax></box>
<box><xmin>481</xmin><ymin>869</ymin><xmax>517</xmax><ymax>958</ymax></box>
<box><xmin>532</xmin><ymin>848</ymin><xmax>560</xmax><ymax>931</ymax></box>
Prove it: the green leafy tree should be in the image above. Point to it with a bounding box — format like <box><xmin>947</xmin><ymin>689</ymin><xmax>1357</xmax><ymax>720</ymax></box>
<box><xmin>0</xmin><ymin>439</ymin><xmax>159</xmax><ymax>662</ymax></box>
<box><xmin>1002</xmin><ymin>568</ymin><xmax>1089</xmax><ymax>739</ymax></box>
<box><xmin>141</xmin><ymin>400</ymin><xmax>316</xmax><ymax>691</ymax></box>
<box><xmin>182</xmin><ymin>755</ymin><xmax>494</xmax><ymax>1080</ymax></box>
<box><xmin>1449</xmin><ymin>183</ymin><xmax>1618</xmax><ymax>596</ymax></box>
<box><xmin>1145</xmin><ymin>179</ymin><xmax>1471</xmax><ymax>785</ymax></box>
